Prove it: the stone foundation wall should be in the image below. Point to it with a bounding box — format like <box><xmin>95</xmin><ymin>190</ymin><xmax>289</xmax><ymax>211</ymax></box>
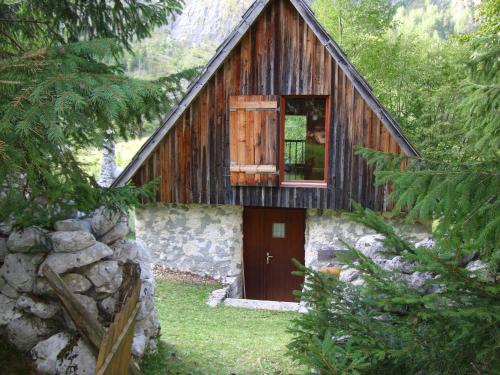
<box><xmin>135</xmin><ymin>204</ymin><xmax>243</xmax><ymax>281</ymax></box>
<box><xmin>304</xmin><ymin>209</ymin><xmax>431</xmax><ymax>270</ymax></box>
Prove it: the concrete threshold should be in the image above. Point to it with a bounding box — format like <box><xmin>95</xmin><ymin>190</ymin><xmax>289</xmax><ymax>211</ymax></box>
<box><xmin>224</xmin><ymin>298</ymin><xmax>301</xmax><ymax>312</ymax></box>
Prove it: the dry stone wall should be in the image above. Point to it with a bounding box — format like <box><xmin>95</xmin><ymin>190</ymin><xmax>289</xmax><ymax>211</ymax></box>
<box><xmin>304</xmin><ymin>209</ymin><xmax>431</xmax><ymax>271</ymax></box>
<box><xmin>0</xmin><ymin>209</ymin><xmax>160</xmax><ymax>375</ymax></box>
<box><xmin>135</xmin><ymin>204</ymin><xmax>243</xmax><ymax>281</ymax></box>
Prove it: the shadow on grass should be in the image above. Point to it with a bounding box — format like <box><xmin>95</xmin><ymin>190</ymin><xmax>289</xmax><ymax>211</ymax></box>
<box><xmin>141</xmin><ymin>339</ymin><xmax>228</xmax><ymax>375</ymax></box>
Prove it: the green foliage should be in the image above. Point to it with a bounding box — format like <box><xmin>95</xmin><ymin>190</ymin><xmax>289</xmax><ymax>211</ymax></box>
<box><xmin>289</xmin><ymin>2</ymin><xmax>499</xmax><ymax>373</ymax></box>
<box><xmin>0</xmin><ymin>1</ymin><xmax>182</xmax><ymax>228</ymax></box>
<box><xmin>312</xmin><ymin>0</ymin><xmax>470</xmax><ymax>160</ymax></box>
<box><xmin>288</xmin><ymin>210</ymin><xmax>500</xmax><ymax>374</ymax></box>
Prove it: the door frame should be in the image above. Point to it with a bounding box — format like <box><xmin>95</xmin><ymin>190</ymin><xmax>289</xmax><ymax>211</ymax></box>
<box><xmin>242</xmin><ymin>207</ymin><xmax>306</xmax><ymax>301</ymax></box>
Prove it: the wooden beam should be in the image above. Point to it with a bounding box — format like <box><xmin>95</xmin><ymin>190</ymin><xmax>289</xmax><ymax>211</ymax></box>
<box><xmin>42</xmin><ymin>265</ymin><xmax>142</xmax><ymax>375</ymax></box>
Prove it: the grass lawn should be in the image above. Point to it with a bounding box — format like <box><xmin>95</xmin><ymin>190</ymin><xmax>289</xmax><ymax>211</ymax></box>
<box><xmin>141</xmin><ymin>280</ymin><xmax>305</xmax><ymax>375</ymax></box>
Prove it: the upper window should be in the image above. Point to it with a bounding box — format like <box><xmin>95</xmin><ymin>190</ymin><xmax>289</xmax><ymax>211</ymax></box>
<box><xmin>280</xmin><ymin>97</ymin><xmax>328</xmax><ymax>186</ymax></box>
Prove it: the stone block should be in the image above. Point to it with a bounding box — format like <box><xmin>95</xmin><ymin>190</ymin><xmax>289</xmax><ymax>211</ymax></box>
<box><xmin>54</xmin><ymin>219</ymin><xmax>91</xmax><ymax>233</ymax></box>
<box><xmin>7</xmin><ymin>315</ymin><xmax>59</xmax><ymax>352</ymax></box>
<box><xmin>7</xmin><ymin>227</ymin><xmax>50</xmax><ymax>253</ymax></box>
<box><xmin>85</xmin><ymin>260</ymin><xmax>122</xmax><ymax>294</ymax></box>
<box><xmin>40</xmin><ymin>242</ymin><xmax>112</xmax><ymax>275</ymax></box>
<box><xmin>1</xmin><ymin>253</ymin><xmax>44</xmax><ymax>292</ymax></box>
<box><xmin>50</xmin><ymin>231</ymin><xmax>96</xmax><ymax>253</ymax></box>
<box><xmin>31</xmin><ymin>332</ymin><xmax>72</xmax><ymax>375</ymax></box>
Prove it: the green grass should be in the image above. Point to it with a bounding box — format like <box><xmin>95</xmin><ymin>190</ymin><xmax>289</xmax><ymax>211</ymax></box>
<box><xmin>141</xmin><ymin>280</ymin><xmax>305</xmax><ymax>375</ymax></box>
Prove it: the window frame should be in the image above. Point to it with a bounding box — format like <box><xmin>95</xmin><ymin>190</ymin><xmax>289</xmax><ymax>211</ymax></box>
<box><xmin>279</xmin><ymin>95</ymin><xmax>330</xmax><ymax>188</ymax></box>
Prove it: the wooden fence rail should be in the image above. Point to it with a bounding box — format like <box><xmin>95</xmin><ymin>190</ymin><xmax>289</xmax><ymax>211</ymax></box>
<box><xmin>96</xmin><ymin>278</ymin><xmax>142</xmax><ymax>375</ymax></box>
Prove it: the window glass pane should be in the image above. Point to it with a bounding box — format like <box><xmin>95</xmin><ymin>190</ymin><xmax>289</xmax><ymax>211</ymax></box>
<box><xmin>284</xmin><ymin>98</ymin><xmax>326</xmax><ymax>181</ymax></box>
<box><xmin>272</xmin><ymin>223</ymin><xmax>286</xmax><ymax>238</ymax></box>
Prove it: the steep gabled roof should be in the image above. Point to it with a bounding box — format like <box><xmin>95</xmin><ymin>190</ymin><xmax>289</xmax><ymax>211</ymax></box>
<box><xmin>113</xmin><ymin>0</ymin><xmax>420</xmax><ymax>187</ymax></box>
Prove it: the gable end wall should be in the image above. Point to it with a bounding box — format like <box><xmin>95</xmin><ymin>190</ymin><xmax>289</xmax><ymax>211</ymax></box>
<box><xmin>132</xmin><ymin>0</ymin><xmax>406</xmax><ymax>211</ymax></box>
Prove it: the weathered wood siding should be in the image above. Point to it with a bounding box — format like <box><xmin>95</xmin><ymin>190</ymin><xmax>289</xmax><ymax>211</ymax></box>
<box><xmin>132</xmin><ymin>0</ymin><xmax>405</xmax><ymax>211</ymax></box>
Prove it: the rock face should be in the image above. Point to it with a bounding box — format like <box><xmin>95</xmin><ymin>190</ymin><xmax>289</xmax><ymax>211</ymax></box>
<box><xmin>0</xmin><ymin>210</ymin><xmax>159</xmax><ymax>372</ymax></box>
<box><xmin>50</xmin><ymin>231</ymin><xmax>96</xmax><ymax>253</ymax></box>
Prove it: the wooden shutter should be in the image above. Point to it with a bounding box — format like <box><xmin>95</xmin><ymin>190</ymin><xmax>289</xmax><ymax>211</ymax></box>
<box><xmin>229</xmin><ymin>96</ymin><xmax>279</xmax><ymax>186</ymax></box>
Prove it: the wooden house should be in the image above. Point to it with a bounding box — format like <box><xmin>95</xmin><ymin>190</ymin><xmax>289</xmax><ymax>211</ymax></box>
<box><xmin>114</xmin><ymin>0</ymin><xmax>422</xmax><ymax>302</ymax></box>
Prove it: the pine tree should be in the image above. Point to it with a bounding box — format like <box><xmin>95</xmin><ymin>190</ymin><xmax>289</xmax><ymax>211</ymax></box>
<box><xmin>288</xmin><ymin>1</ymin><xmax>499</xmax><ymax>373</ymax></box>
<box><xmin>0</xmin><ymin>0</ymin><xmax>183</xmax><ymax>228</ymax></box>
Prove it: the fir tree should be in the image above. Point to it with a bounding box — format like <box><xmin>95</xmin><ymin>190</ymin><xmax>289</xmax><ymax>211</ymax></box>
<box><xmin>0</xmin><ymin>0</ymin><xmax>184</xmax><ymax>228</ymax></box>
<box><xmin>288</xmin><ymin>1</ymin><xmax>499</xmax><ymax>373</ymax></box>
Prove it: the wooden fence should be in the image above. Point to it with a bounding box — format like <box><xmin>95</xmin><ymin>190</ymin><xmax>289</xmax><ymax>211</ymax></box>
<box><xmin>96</xmin><ymin>274</ymin><xmax>142</xmax><ymax>375</ymax></box>
<box><xmin>42</xmin><ymin>263</ymin><xmax>143</xmax><ymax>375</ymax></box>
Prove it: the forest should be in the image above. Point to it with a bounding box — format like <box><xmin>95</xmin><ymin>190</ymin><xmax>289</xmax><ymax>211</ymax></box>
<box><xmin>0</xmin><ymin>0</ymin><xmax>498</xmax><ymax>374</ymax></box>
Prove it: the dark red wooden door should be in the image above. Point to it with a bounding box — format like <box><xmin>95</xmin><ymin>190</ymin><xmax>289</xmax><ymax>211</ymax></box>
<box><xmin>243</xmin><ymin>208</ymin><xmax>305</xmax><ymax>302</ymax></box>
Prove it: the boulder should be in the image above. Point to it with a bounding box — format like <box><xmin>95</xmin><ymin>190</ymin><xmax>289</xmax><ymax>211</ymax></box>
<box><xmin>0</xmin><ymin>275</ymin><xmax>4</xmax><ymax>290</ymax></box>
<box><xmin>0</xmin><ymin>294</ymin><xmax>22</xmax><ymax>326</ymax></box>
<box><xmin>31</xmin><ymin>332</ymin><xmax>72</xmax><ymax>375</ymax></box>
<box><xmin>54</xmin><ymin>219</ymin><xmax>91</xmax><ymax>233</ymax></box>
<box><xmin>355</xmin><ymin>234</ymin><xmax>392</xmax><ymax>261</ymax></box>
<box><xmin>99</xmin><ymin>219</ymin><xmax>129</xmax><ymax>245</ymax></box>
<box><xmin>6</xmin><ymin>315</ymin><xmax>59</xmax><ymax>352</ymax></box>
<box><xmin>16</xmin><ymin>295</ymin><xmax>60</xmax><ymax>319</ymax></box>
<box><xmin>39</xmin><ymin>242</ymin><xmax>112</xmax><ymax>275</ymax></box>
<box><xmin>0</xmin><ymin>237</ymin><xmax>7</xmax><ymax>262</ymax></box>
<box><xmin>55</xmin><ymin>337</ymin><xmax>96</xmax><ymax>375</ymax></box>
<box><xmin>50</xmin><ymin>231</ymin><xmax>96</xmax><ymax>253</ymax></box>
<box><xmin>1</xmin><ymin>253</ymin><xmax>44</xmax><ymax>292</ymax></box>
<box><xmin>85</xmin><ymin>260</ymin><xmax>122</xmax><ymax>294</ymax></box>
<box><xmin>7</xmin><ymin>227</ymin><xmax>49</xmax><ymax>253</ymax></box>
<box><xmin>91</xmin><ymin>208</ymin><xmax>120</xmax><ymax>237</ymax></box>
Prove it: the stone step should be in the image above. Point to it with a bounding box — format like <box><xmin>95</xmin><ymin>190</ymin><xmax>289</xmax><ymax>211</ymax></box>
<box><xmin>224</xmin><ymin>298</ymin><xmax>301</xmax><ymax>312</ymax></box>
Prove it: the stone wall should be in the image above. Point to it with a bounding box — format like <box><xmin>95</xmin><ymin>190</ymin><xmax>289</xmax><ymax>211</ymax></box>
<box><xmin>135</xmin><ymin>204</ymin><xmax>243</xmax><ymax>281</ymax></box>
<box><xmin>304</xmin><ymin>209</ymin><xmax>431</xmax><ymax>271</ymax></box>
<box><xmin>0</xmin><ymin>209</ymin><xmax>160</xmax><ymax>374</ymax></box>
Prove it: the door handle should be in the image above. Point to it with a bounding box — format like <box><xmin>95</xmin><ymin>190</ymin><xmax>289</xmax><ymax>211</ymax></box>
<box><xmin>266</xmin><ymin>252</ymin><xmax>274</xmax><ymax>265</ymax></box>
